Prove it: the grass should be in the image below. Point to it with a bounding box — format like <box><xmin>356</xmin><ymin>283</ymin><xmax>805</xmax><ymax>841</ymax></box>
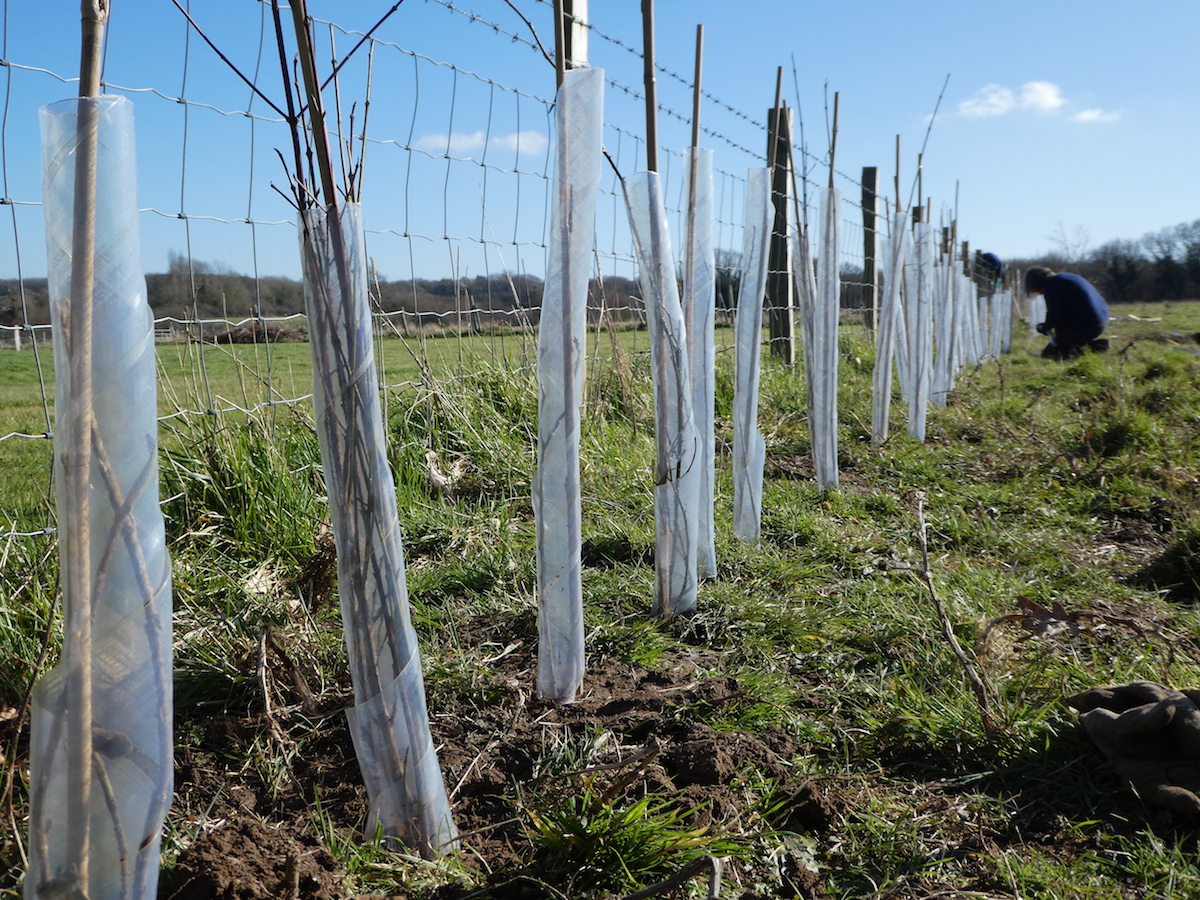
<box><xmin>3</xmin><ymin>302</ymin><xmax>1200</xmax><ymax>898</ymax></box>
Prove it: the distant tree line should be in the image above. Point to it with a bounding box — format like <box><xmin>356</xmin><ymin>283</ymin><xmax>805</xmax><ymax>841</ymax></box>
<box><xmin>4</xmin><ymin>219</ymin><xmax>1190</xmax><ymax>336</ymax></box>
<box><xmin>0</xmin><ymin>252</ymin><xmax>650</xmax><ymax>336</ymax></box>
<box><xmin>1006</xmin><ymin>219</ymin><xmax>1200</xmax><ymax>305</ymax></box>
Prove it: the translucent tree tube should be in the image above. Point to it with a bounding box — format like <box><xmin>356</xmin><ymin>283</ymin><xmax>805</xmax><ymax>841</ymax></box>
<box><xmin>870</xmin><ymin>210</ymin><xmax>910</xmax><ymax>444</ymax></box>
<box><xmin>975</xmin><ymin>281</ymin><xmax>990</xmax><ymax>359</ymax></box>
<box><xmin>682</xmin><ymin>147</ymin><xmax>717</xmax><ymax>579</ymax></box>
<box><xmin>301</xmin><ymin>203</ymin><xmax>455</xmax><ymax>858</ymax></box>
<box><xmin>907</xmin><ymin>222</ymin><xmax>935</xmax><ymax>442</ymax></box>
<box><xmin>960</xmin><ymin>272</ymin><xmax>981</xmax><ymax>365</ymax></box>
<box><xmin>534</xmin><ymin>67</ymin><xmax>603</xmax><ymax>702</ymax></box>
<box><xmin>931</xmin><ymin>259</ymin><xmax>954</xmax><ymax>406</ymax></box>
<box><xmin>999</xmin><ymin>291</ymin><xmax>1014</xmax><ymax>354</ymax></box>
<box><xmin>793</xmin><ymin>215</ymin><xmax>818</xmax><ymax>416</ymax></box>
<box><xmin>974</xmin><ymin>281</ymin><xmax>986</xmax><ymax>361</ymax></box>
<box><xmin>889</xmin><ymin>238</ymin><xmax>911</xmax><ymax>404</ymax></box>
<box><xmin>31</xmin><ymin>94</ymin><xmax>173</xmax><ymax>900</ymax></box>
<box><xmin>975</xmin><ymin>289</ymin><xmax>990</xmax><ymax>360</ymax></box>
<box><xmin>625</xmin><ymin>171</ymin><xmax>699</xmax><ymax>617</ymax></box>
<box><xmin>732</xmin><ymin>169</ymin><xmax>773</xmax><ymax>541</ymax></box>
<box><xmin>811</xmin><ymin>187</ymin><xmax>842</xmax><ymax>490</ymax></box>
<box><xmin>1029</xmin><ymin>295</ymin><xmax>1046</xmax><ymax>336</ymax></box>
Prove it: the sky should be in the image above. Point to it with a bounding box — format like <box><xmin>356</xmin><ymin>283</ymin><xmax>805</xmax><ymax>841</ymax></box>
<box><xmin>1</xmin><ymin>0</ymin><xmax>1197</xmax><ymax>285</ymax></box>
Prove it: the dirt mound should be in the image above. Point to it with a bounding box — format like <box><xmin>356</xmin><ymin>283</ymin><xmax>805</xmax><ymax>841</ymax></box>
<box><xmin>164</xmin><ymin>814</ymin><xmax>344</xmax><ymax>900</ymax></box>
<box><xmin>162</xmin><ymin>637</ymin><xmax>839</xmax><ymax>898</ymax></box>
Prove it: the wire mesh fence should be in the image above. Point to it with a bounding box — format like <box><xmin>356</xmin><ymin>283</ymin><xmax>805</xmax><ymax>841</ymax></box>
<box><xmin>0</xmin><ymin>0</ymin><xmax>917</xmax><ymax>543</ymax></box>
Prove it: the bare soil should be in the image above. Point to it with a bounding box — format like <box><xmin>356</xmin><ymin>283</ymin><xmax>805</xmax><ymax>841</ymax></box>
<box><xmin>157</xmin><ymin>626</ymin><xmax>841</xmax><ymax>900</ymax></box>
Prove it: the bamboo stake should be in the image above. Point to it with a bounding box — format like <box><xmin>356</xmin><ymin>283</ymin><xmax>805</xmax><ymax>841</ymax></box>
<box><xmin>686</xmin><ymin>26</ymin><xmax>704</xmax><ymax>284</ymax></box>
<box><xmin>552</xmin><ymin>0</ymin><xmax>566</xmax><ymax>88</ymax></box>
<box><xmin>894</xmin><ymin>134</ymin><xmax>901</xmax><ymax>212</ymax></box>
<box><xmin>767</xmin><ymin>67</ymin><xmax>783</xmax><ymax>171</ymax></box>
<box><xmin>691</xmin><ymin>24</ymin><xmax>703</xmax><ymax>148</ymax></box>
<box><xmin>641</xmin><ymin>0</ymin><xmax>658</xmax><ymax>172</ymax></box>
<box><xmin>63</xmin><ymin>0</ymin><xmax>109</xmax><ymax>884</ymax></box>
<box><xmin>827</xmin><ymin>91</ymin><xmax>839</xmax><ymax>191</ymax></box>
<box><xmin>686</xmin><ymin>25</ymin><xmax>704</xmax><ymax>297</ymax></box>
<box><xmin>289</xmin><ymin>0</ymin><xmax>338</xmax><ymax>211</ymax></box>
<box><xmin>916</xmin><ymin>152</ymin><xmax>924</xmax><ymax>223</ymax></box>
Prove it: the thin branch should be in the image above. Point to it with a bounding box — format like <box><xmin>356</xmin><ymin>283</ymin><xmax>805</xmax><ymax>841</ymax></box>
<box><xmin>913</xmin><ymin>494</ymin><xmax>999</xmax><ymax>738</ymax></box>
<box><xmin>907</xmin><ymin>73</ymin><xmax>950</xmax><ymax>210</ymax></box>
<box><xmin>329</xmin><ymin>24</ymin><xmax>349</xmax><ymax>199</ymax></box>
<box><xmin>317</xmin><ymin>1</ymin><xmax>405</xmax><ymax>95</ymax></box>
<box><xmin>351</xmin><ymin>40</ymin><xmax>376</xmax><ymax>199</ymax></box>
<box><xmin>270</xmin><ymin>0</ymin><xmax>306</xmax><ymax>199</ymax></box>
<box><xmin>502</xmin><ymin>0</ymin><xmax>556</xmax><ymax>68</ymax></box>
<box><xmin>290</xmin><ymin>0</ymin><xmax>338</xmax><ymax>210</ymax></box>
<box><xmin>169</xmin><ymin>0</ymin><xmax>288</xmax><ymax>119</ymax></box>
<box><xmin>617</xmin><ymin>855</ymin><xmax>724</xmax><ymax>900</ymax></box>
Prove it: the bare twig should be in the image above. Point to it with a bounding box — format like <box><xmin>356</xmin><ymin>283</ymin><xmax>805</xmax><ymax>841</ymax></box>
<box><xmin>169</xmin><ymin>0</ymin><xmax>288</xmax><ymax>118</ymax></box>
<box><xmin>913</xmin><ymin>495</ymin><xmax>999</xmax><ymax>738</ymax></box>
<box><xmin>552</xmin><ymin>742</ymin><xmax>660</xmax><ymax>782</ymax></box>
<box><xmin>314</xmin><ymin>1</ymin><xmax>405</xmax><ymax>98</ymax></box>
<box><xmin>501</xmin><ymin>0</ymin><xmax>556</xmax><ymax>69</ymax></box>
<box><xmin>270</xmin><ymin>0</ymin><xmax>306</xmax><ymax>191</ymax></box>
<box><xmin>617</xmin><ymin>855</ymin><xmax>724</xmax><ymax>900</ymax></box>
<box><xmin>265</xmin><ymin>629</ymin><xmax>318</xmax><ymax>713</ymax></box>
<box><xmin>256</xmin><ymin>625</ymin><xmax>285</xmax><ymax>742</ymax></box>
<box><xmin>907</xmin><ymin>73</ymin><xmax>951</xmax><ymax>210</ymax></box>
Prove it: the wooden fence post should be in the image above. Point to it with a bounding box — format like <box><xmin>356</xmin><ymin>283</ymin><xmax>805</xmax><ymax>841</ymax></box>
<box><xmin>562</xmin><ymin>0</ymin><xmax>588</xmax><ymax>69</ymax></box>
<box><xmin>861</xmin><ymin>166</ymin><xmax>879</xmax><ymax>335</ymax></box>
<box><xmin>766</xmin><ymin>104</ymin><xmax>795</xmax><ymax>363</ymax></box>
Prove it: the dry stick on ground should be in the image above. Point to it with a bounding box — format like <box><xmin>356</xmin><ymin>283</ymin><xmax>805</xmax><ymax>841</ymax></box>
<box><xmin>976</xmin><ymin>599</ymin><xmax>1182</xmax><ymax>682</ymax></box>
<box><xmin>913</xmin><ymin>495</ymin><xmax>1000</xmax><ymax>739</ymax></box>
<box><xmin>615</xmin><ymin>855</ymin><xmax>724</xmax><ymax>900</ymax></box>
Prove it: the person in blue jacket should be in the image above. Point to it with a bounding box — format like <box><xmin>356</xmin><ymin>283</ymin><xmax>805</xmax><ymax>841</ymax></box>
<box><xmin>1025</xmin><ymin>266</ymin><xmax>1110</xmax><ymax>360</ymax></box>
<box><xmin>975</xmin><ymin>251</ymin><xmax>1006</xmax><ymax>295</ymax></box>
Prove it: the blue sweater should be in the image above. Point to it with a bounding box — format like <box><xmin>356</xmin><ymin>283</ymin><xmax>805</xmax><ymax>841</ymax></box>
<box><xmin>1043</xmin><ymin>273</ymin><xmax>1109</xmax><ymax>343</ymax></box>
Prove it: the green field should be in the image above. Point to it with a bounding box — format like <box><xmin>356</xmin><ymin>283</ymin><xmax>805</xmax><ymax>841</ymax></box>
<box><xmin>0</xmin><ymin>320</ymin><xmax>665</xmax><ymax>527</ymax></box>
<box><xmin>3</xmin><ymin>302</ymin><xmax>1200</xmax><ymax>898</ymax></box>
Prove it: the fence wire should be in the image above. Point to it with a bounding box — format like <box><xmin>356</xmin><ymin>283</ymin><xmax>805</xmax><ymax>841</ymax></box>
<box><xmin>1</xmin><ymin>0</ymin><xmax>919</xmax><ymax>543</ymax></box>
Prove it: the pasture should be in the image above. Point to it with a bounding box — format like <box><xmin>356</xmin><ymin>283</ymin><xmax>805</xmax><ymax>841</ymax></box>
<box><xmin>3</xmin><ymin>303</ymin><xmax>1200</xmax><ymax>898</ymax></box>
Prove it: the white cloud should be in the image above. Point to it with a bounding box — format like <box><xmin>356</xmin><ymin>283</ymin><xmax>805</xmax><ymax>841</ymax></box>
<box><xmin>488</xmin><ymin>131</ymin><xmax>550</xmax><ymax>156</ymax></box>
<box><xmin>1070</xmin><ymin>108</ymin><xmax>1121</xmax><ymax>123</ymax></box>
<box><xmin>957</xmin><ymin>80</ymin><xmax>1069</xmax><ymax>118</ymax></box>
<box><xmin>413</xmin><ymin>130</ymin><xmax>548</xmax><ymax>157</ymax></box>
<box><xmin>958</xmin><ymin>84</ymin><xmax>1016</xmax><ymax>118</ymax></box>
<box><xmin>414</xmin><ymin>131</ymin><xmax>485</xmax><ymax>155</ymax></box>
<box><xmin>1019</xmin><ymin>81</ymin><xmax>1067</xmax><ymax>113</ymax></box>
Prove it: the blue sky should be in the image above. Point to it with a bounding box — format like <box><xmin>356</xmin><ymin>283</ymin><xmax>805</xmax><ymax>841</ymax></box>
<box><xmin>1</xmin><ymin>0</ymin><xmax>1196</xmax><ymax>284</ymax></box>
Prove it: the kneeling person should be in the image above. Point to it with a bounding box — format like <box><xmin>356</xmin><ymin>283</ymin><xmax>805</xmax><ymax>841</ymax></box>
<box><xmin>1025</xmin><ymin>266</ymin><xmax>1110</xmax><ymax>360</ymax></box>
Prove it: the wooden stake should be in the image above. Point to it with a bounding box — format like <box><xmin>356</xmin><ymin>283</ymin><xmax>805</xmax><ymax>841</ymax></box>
<box><xmin>563</xmin><ymin>0</ymin><xmax>588</xmax><ymax>70</ymax></box>
<box><xmin>64</xmin><ymin>0</ymin><xmax>109</xmax><ymax>884</ymax></box>
<box><xmin>290</xmin><ymin>0</ymin><xmax>338</xmax><ymax>210</ymax></box>
<box><xmin>767</xmin><ymin>67</ymin><xmax>783</xmax><ymax>170</ymax></box>
<box><xmin>691</xmin><ymin>24</ymin><xmax>704</xmax><ymax>149</ymax></box>
<box><xmin>552</xmin><ymin>0</ymin><xmax>566</xmax><ymax>88</ymax></box>
<box><xmin>827</xmin><ymin>92</ymin><xmax>839</xmax><ymax>190</ymax></box>
<box><xmin>641</xmin><ymin>0</ymin><xmax>658</xmax><ymax>172</ymax></box>
<box><xmin>862</xmin><ymin>166</ymin><xmax>879</xmax><ymax>334</ymax></box>
<box><xmin>915</xmin><ymin>151</ymin><xmax>924</xmax><ymax>223</ymax></box>
<box><xmin>894</xmin><ymin>135</ymin><xmax>901</xmax><ymax>212</ymax></box>
<box><xmin>766</xmin><ymin>86</ymin><xmax>795</xmax><ymax>363</ymax></box>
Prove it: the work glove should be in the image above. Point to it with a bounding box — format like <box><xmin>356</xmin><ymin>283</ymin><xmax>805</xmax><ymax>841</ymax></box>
<box><xmin>1066</xmin><ymin>682</ymin><xmax>1200</xmax><ymax>815</ymax></box>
